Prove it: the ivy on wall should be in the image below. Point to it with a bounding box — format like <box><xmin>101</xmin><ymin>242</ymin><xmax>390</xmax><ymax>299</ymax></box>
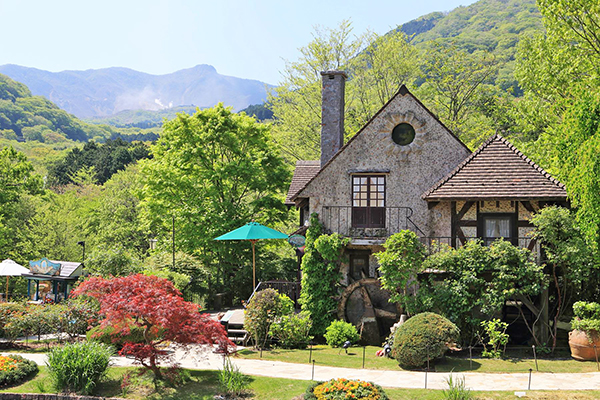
<box><xmin>299</xmin><ymin>213</ymin><xmax>349</xmax><ymax>336</ymax></box>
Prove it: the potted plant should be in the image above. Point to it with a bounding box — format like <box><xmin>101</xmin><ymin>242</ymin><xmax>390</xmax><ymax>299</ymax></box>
<box><xmin>569</xmin><ymin>301</ymin><xmax>600</xmax><ymax>361</ymax></box>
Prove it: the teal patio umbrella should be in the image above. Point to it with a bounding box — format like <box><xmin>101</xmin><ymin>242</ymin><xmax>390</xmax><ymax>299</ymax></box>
<box><xmin>214</xmin><ymin>222</ymin><xmax>288</xmax><ymax>290</ymax></box>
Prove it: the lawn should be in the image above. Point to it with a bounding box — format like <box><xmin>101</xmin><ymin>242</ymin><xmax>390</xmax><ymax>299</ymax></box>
<box><xmin>236</xmin><ymin>345</ymin><xmax>600</xmax><ymax>374</ymax></box>
<box><xmin>2</xmin><ymin>366</ymin><xmax>600</xmax><ymax>399</ymax></box>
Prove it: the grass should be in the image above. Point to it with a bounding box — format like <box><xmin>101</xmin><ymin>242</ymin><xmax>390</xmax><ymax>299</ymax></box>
<box><xmin>1</xmin><ymin>366</ymin><xmax>600</xmax><ymax>399</ymax></box>
<box><xmin>236</xmin><ymin>345</ymin><xmax>600</xmax><ymax>374</ymax></box>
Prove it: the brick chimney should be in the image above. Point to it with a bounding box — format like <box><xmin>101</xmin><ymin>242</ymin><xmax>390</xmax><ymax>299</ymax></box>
<box><xmin>320</xmin><ymin>70</ymin><xmax>347</xmax><ymax>168</ymax></box>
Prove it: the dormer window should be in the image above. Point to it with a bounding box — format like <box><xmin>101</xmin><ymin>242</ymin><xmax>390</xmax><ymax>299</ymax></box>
<box><xmin>352</xmin><ymin>176</ymin><xmax>385</xmax><ymax>228</ymax></box>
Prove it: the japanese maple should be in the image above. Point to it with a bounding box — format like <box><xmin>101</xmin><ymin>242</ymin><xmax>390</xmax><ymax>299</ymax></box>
<box><xmin>72</xmin><ymin>274</ymin><xmax>233</xmax><ymax>379</ymax></box>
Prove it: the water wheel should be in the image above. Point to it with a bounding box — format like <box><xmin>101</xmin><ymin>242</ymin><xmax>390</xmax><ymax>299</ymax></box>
<box><xmin>337</xmin><ymin>278</ymin><xmax>400</xmax><ymax>345</ymax></box>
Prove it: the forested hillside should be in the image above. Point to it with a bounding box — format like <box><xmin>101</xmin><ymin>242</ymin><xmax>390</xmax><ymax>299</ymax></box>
<box><xmin>0</xmin><ymin>74</ymin><xmax>113</xmax><ymax>142</ymax></box>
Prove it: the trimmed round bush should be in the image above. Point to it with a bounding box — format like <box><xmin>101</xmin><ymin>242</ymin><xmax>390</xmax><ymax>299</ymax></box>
<box><xmin>269</xmin><ymin>311</ymin><xmax>313</xmax><ymax>349</ymax></box>
<box><xmin>0</xmin><ymin>355</ymin><xmax>38</xmax><ymax>387</ymax></box>
<box><xmin>47</xmin><ymin>341</ymin><xmax>114</xmax><ymax>394</ymax></box>
<box><xmin>245</xmin><ymin>289</ymin><xmax>292</xmax><ymax>348</ymax></box>
<box><xmin>391</xmin><ymin>312</ymin><xmax>459</xmax><ymax>369</ymax></box>
<box><xmin>324</xmin><ymin>320</ymin><xmax>360</xmax><ymax>348</ymax></box>
<box><xmin>305</xmin><ymin>378</ymin><xmax>389</xmax><ymax>400</ymax></box>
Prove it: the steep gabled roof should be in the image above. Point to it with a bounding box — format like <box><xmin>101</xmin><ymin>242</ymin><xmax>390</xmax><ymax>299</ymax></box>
<box><xmin>289</xmin><ymin>85</ymin><xmax>470</xmax><ymax>203</ymax></box>
<box><xmin>285</xmin><ymin>160</ymin><xmax>320</xmax><ymax>205</ymax></box>
<box><xmin>422</xmin><ymin>134</ymin><xmax>567</xmax><ymax>201</ymax></box>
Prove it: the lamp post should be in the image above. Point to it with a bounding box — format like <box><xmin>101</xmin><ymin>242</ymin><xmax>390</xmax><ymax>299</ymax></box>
<box><xmin>172</xmin><ymin>216</ymin><xmax>175</xmax><ymax>269</ymax></box>
<box><xmin>77</xmin><ymin>241</ymin><xmax>86</xmax><ymax>264</ymax></box>
<box><xmin>149</xmin><ymin>238</ymin><xmax>158</xmax><ymax>250</ymax></box>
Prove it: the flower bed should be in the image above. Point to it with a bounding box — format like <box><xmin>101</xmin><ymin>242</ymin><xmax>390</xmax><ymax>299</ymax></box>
<box><xmin>305</xmin><ymin>378</ymin><xmax>388</xmax><ymax>400</ymax></box>
<box><xmin>0</xmin><ymin>355</ymin><xmax>38</xmax><ymax>387</ymax></box>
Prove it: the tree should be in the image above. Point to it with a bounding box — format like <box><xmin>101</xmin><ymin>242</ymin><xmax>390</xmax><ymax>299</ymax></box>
<box><xmin>72</xmin><ymin>274</ymin><xmax>232</xmax><ymax>380</ymax></box>
<box><xmin>375</xmin><ymin>230</ymin><xmax>426</xmax><ymax>306</ymax></box>
<box><xmin>269</xmin><ymin>20</ymin><xmax>419</xmax><ymax>162</ymax></box>
<box><xmin>0</xmin><ymin>146</ymin><xmax>43</xmax><ymax>259</ymax></box>
<box><xmin>531</xmin><ymin>206</ymin><xmax>598</xmax><ymax>349</ymax></box>
<box><xmin>139</xmin><ymin>104</ymin><xmax>291</xmax><ymax>302</ymax></box>
<box><xmin>420</xmin><ymin>41</ymin><xmax>497</xmax><ymax>132</ymax></box>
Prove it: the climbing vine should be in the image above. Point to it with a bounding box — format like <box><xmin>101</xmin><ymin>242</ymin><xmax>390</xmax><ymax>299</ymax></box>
<box><xmin>299</xmin><ymin>213</ymin><xmax>349</xmax><ymax>336</ymax></box>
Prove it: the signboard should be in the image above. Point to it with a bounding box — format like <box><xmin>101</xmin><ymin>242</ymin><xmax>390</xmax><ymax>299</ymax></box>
<box><xmin>288</xmin><ymin>234</ymin><xmax>306</xmax><ymax>248</ymax></box>
<box><xmin>29</xmin><ymin>258</ymin><xmax>61</xmax><ymax>276</ymax></box>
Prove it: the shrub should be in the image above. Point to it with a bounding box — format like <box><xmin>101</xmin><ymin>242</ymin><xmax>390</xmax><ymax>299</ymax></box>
<box><xmin>324</xmin><ymin>320</ymin><xmax>360</xmax><ymax>348</ymax></box>
<box><xmin>62</xmin><ymin>297</ymin><xmax>100</xmax><ymax>338</ymax></box>
<box><xmin>0</xmin><ymin>355</ymin><xmax>38</xmax><ymax>386</ymax></box>
<box><xmin>479</xmin><ymin>319</ymin><xmax>509</xmax><ymax>359</ymax></box>
<box><xmin>571</xmin><ymin>301</ymin><xmax>600</xmax><ymax>340</ymax></box>
<box><xmin>269</xmin><ymin>311</ymin><xmax>313</xmax><ymax>349</ymax></box>
<box><xmin>0</xmin><ymin>303</ymin><xmax>27</xmax><ymax>343</ymax></box>
<box><xmin>391</xmin><ymin>312</ymin><xmax>459</xmax><ymax>370</ymax></box>
<box><xmin>244</xmin><ymin>289</ymin><xmax>292</xmax><ymax>348</ymax></box>
<box><xmin>305</xmin><ymin>378</ymin><xmax>389</xmax><ymax>400</ymax></box>
<box><xmin>46</xmin><ymin>341</ymin><xmax>113</xmax><ymax>394</ymax></box>
<box><xmin>218</xmin><ymin>356</ymin><xmax>250</xmax><ymax>397</ymax></box>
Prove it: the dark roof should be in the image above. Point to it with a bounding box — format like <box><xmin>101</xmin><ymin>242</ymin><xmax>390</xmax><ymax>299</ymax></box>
<box><xmin>285</xmin><ymin>160</ymin><xmax>320</xmax><ymax>205</ymax></box>
<box><xmin>422</xmin><ymin>134</ymin><xmax>567</xmax><ymax>201</ymax></box>
<box><xmin>289</xmin><ymin>85</ymin><xmax>470</xmax><ymax>203</ymax></box>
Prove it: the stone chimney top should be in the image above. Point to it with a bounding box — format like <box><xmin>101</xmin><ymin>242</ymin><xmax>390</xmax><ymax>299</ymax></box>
<box><xmin>320</xmin><ymin>70</ymin><xmax>346</xmax><ymax>168</ymax></box>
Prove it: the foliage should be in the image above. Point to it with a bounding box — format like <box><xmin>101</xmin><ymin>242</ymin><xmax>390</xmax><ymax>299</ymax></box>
<box><xmin>442</xmin><ymin>374</ymin><xmax>474</xmax><ymax>400</ymax></box>
<box><xmin>305</xmin><ymin>378</ymin><xmax>389</xmax><ymax>400</ymax></box>
<box><xmin>86</xmin><ymin>322</ymin><xmax>148</xmax><ymax>349</ymax></box>
<box><xmin>47</xmin><ymin>138</ymin><xmax>150</xmax><ymax>186</ymax></box>
<box><xmin>571</xmin><ymin>301</ymin><xmax>600</xmax><ymax>338</ymax></box>
<box><xmin>218</xmin><ymin>356</ymin><xmax>250</xmax><ymax>397</ymax></box>
<box><xmin>0</xmin><ymin>73</ymin><xmax>115</xmax><ymax>142</ymax></box>
<box><xmin>71</xmin><ymin>274</ymin><xmax>233</xmax><ymax>380</ymax></box>
<box><xmin>391</xmin><ymin>312</ymin><xmax>460</xmax><ymax>370</ymax></box>
<box><xmin>411</xmin><ymin>239</ymin><xmax>545</xmax><ymax>344</ymax></box>
<box><xmin>85</xmin><ymin>245</ymin><xmax>141</xmax><ymax>277</ymax></box>
<box><xmin>269</xmin><ymin>21</ymin><xmax>418</xmax><ymax>161</ymax></box>
<box><xmin>142</xmin><ymin>251</ymin><xmax>209</xmax><ymax>300</ymax></box>
<box><xmin>244</xmin><ymin>289</ymin><xmax>292</xmax><ymax>349</ymax></box>
<box><xmin>139</xmin><ymin>103</ymin><xmax>291</xmax><ymax>303</ymax></box>
<box><xmin>376</xmin><ymin>230</ymin><xmax>427</xmax><ymax>306</ymax></box>
<box><xmin>324</xmin><ymin>320</ymin><xmax>360</xmax><ymax>348</ymax></box>
<box><xmin>479</xmin><ymin>319</ymin><xmax>509</xmax><ymax>359</ymax></box>
<box><xmin>300</xmin><ymin>213</ymin><xmax>349</xmax><ymax>336</ymax></box>
<box><xmin>0</xmin><ymin>355</ymin><xmax>38</xmax><ymax>387</ymax></box>
<box><xmin>269</xmin><ymin>311</ymin><xmax>313</xmax><ymax>349</ymax></box>
<box><xmin>531</xmin><ymin>206</ymin><xmax>598</xmax><ymax>348</ymax></box>
<box><xmin>46</xmin><ymin>341</ymin><xmax>113</xmax><ymax>395</ymax></box>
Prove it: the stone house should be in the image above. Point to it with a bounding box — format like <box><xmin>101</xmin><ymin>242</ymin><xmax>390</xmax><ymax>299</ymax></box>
<box><xmin>285</xmin><ymin>71</ymin><xmax>567</xmax><ymax>344</ymax></box>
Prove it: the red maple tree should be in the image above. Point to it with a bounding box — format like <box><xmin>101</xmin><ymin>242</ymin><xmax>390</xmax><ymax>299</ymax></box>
<box><xmin>72</xmin><ymin>274</ymin><xmax>233</xmax><ymax>379</ymax></box>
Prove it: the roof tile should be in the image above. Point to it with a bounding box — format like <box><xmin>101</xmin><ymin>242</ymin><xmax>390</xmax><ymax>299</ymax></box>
<box><xmin>285</xmin><ymin>160</ymin><xmax>320</xmax><ymax>205</ymax></box>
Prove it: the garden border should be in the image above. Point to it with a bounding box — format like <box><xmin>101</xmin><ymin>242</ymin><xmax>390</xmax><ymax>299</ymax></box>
<box><xmin>0</xmin><ymin>394</ymin><xmax>124</xmax><ymax>400</ymax></box>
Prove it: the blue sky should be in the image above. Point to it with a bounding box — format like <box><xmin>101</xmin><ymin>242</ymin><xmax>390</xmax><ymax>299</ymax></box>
<box><xmin>0</xmin><ymin>0</ymin><xmax>477</xmax><ymax>85</ymax></box>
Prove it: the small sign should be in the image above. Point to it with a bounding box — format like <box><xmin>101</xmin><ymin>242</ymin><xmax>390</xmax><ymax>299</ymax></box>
<box><xmin>29</xmin><ymin>258</ymin><xmax>61</xmax><ymax>276</ymax></box>
<box><xmin>288</xmin><ymin>234</ymin><xmax>306</xmax><ymax>248</ymax></box>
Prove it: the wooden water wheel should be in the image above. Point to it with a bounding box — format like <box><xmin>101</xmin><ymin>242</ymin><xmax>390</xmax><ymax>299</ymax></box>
<box><xmin>337</xmin><ymin>278</ymin><xmax>400</xmax><ymax>345</ymax></box>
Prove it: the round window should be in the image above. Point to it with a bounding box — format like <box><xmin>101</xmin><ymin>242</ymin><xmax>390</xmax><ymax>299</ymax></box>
<box><xmin>392</xmin><ymin>123</ymin><xmax>415</xmax><ymax>146</ymax></box>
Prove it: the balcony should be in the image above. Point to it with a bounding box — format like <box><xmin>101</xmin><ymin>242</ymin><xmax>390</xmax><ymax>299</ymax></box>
<box><xmin>321</xmin><ymin>205</ymin><xmax>424</xmax><ymax>239</ymax></box>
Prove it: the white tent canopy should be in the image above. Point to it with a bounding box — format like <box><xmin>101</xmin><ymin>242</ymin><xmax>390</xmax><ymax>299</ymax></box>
<box><xmin>0</xmin><ymin>259</ymin><xmax>29</xmax><ymax>301</ymax></box>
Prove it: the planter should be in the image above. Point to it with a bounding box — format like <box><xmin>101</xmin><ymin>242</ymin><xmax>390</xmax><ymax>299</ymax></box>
<box><xmin>569</xmin><ymin>329</ymin><xmax>600</xmax><ymax>361</ymax></box>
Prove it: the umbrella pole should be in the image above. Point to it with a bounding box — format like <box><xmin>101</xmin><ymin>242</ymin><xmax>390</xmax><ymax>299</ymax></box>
<box><xmin>251</xmin><ymin>240</ymin><xmax>257</xmax><ymax>290</ymax></box>
<box><xmin>5</xmin><ymin>275</ymin><xmax>8</xmax><ymax>302</ymax></box>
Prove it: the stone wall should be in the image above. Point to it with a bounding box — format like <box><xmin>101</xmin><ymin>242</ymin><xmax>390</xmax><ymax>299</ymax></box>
<box><xmin>298</xmin><ymin>90</ymin><xmax>471</xmax><ymax>240</ymax></box>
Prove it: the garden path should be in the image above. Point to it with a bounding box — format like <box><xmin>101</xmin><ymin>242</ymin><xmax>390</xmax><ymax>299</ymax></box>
<box><xmin>3</xmin><ymin>347</ymin><xmax>599</xmax><ymax>391</ymax></box>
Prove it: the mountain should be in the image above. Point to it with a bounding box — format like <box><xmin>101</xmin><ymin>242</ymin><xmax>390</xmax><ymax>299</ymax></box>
<box><xmin>398</xmin><ymin>0</ymin><xmax>543</xmax><ymax>93</ymax></box>
<box><xmin>88</xmin><ymin>106</ymin><xmax>199</xmax><ymax>129</ymax></box>
<box><xmin>0</xmin><ymin>64</ymin><xmax>270</xmax><ymax>119</ymax></box>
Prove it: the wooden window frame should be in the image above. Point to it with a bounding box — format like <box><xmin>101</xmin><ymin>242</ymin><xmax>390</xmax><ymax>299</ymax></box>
<box><xmin>351</xmin><ymin>175</ymin><xmax>386</xmax><ymax>228</ymax></box>
<box><xmin>477</xmin><ymin>212</ymin><xmax>518</xmax><ymax>246</ymax></box>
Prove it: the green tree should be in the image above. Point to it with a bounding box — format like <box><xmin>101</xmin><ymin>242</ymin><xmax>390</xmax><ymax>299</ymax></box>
<box><xmin>139</xmin><ymin>104</ymin><xmax>291</xmax><ymax>303</ymax></box>
<box><xmin>269</xmin><ymin>20</ymin><xmax>419</xmax><ymax>162</ymax></box>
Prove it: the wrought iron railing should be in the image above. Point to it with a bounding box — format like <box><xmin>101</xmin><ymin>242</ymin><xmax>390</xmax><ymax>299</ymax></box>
<box><xmin>321</xmin><ymin>205</ymin><xmax>425</xmax><ymax>238</ymax></box>
<box><xmin>419</xmin><ymin>236</ymin><xmax>541</xmax><ymax>261</ymax></box>
<box><xmin>246</xmin><ymin>280</ymin><xmax>301</xmax><ymax>309</ymax></box>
